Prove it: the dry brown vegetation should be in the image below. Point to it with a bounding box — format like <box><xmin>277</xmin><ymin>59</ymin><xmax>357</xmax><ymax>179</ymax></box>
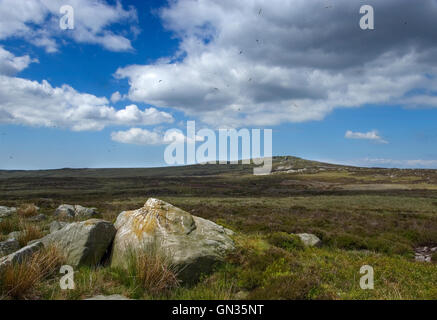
<box><xmin>123</xmin><ymin>247</ymin><xmax>180</xmax><ymax>296</ymax></box>
<box><xmin>16</xmin><ymin>204</ymin><xmax>38</xmax><ymax>218</ymax></box>
<box><xmin>0</xmin><ymin>246</ymin><xmax>65</xmax><ymax>299</ymax></box>
<box><xmin>16</xmin><ymin>222</ymin><xmax>44</xmax><ymax>248</ymax></box>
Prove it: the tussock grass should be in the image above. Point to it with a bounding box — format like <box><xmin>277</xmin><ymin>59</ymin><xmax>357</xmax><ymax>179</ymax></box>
<box><xmin>0</xmin><ymin>245</ymin><xmax>65</xmax><ymax>299</ymax></box>
<box><xmin>17</xmin><ymin>204</ymin><xmax>38</xmax><ymax>218</ymax></box>
<box><xmin>17</xmin><ymin>222</ymin><xmax>44</xmax><ymax>247</ymax></box>
<box><xmin>124</xmin><ymin>247</ymin><xmax>180</xmax><ymax>296</ymax></box>
<box><xmin>0</xmin><ymin>216</ymin><xmax>20</xmax><ymax>235</ymax></box>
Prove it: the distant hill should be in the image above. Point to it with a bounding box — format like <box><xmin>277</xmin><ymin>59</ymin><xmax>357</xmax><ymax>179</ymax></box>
<box><xmin>0</xmin><ymin>156</ymin><xmax>348</xmax><ymax>179</ymax></box>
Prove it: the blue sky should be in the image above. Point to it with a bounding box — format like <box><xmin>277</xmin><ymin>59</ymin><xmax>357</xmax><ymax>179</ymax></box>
<box><xmin>1</xmin><ymin>0</ymin><xmax>437</xmax><ymax>170</ymax></box>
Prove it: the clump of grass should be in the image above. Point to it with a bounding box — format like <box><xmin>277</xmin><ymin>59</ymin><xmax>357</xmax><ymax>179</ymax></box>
<box><xmin>171</xmin><ymin>274</ymin><xmax>235</xmax><ymax>300</ymax></box>
<box><xmin>17</xmin><ymin>204</ymin><xmax>38</xmax><ymax>218</ymax></box>
<box><xmin>117</xmin><ymin>246</ymin><xmax>180</xmax><ymax>296</ymax></box>
<box><xmin>0</xmin><ymin>245</ymin><xmax>65</xmax><ymax>299</ymax></box>
<box><xmin>0</xmin><ymin>216</ymin><xmax>20</xmax><ymax>235</ymax></box>
<box><xmin>17</xmin><ymin>222</ymin><xmax>44</xmax><ymax>247</ymax></box>
<box><xmin>267</xmin><ymin>232</ymin><xmax>305</xmax><ymax>251</ymax></box>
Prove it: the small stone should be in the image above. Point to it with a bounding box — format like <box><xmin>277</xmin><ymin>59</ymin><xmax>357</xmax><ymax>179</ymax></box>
<box><xmin>85</xmin><ymin>294</ymin><xmax>131</xmax><ymax>300</ymax></box>
<box><xmin>296</xmin><ymin>233</ymin><xmax>322</xmax><ymax>247</ymax></box>
<box><xmin>0</xmin><ymin>206</ymin><xmax>17</xmax><ymax>218</ymax></box>
<box><xmin>54</xmin><ymin>204</ymin><xmax>76</xmax><ymax>219</ymax></box>
<box><xmin>7</xmin><ymin>231</ymin><xmax>22</xmax><ymax>240</ymax></box>
<box><xmin>28</xmin><ymin>214</ymin><xmax>47</xmax><ymax>222</ymax></box>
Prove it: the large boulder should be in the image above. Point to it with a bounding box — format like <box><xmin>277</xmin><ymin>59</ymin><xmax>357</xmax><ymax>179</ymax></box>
<box><xmin>0</xmin><ymin>239</ymin><xmax>20</xmax><ymax>257</ymax></box>
<box><xmin>0</xmin><ymin>242</ymin><xmax>43</xmax><ymax>271</ymax></box>
<box><xmin>0</xmin><ymin>206</ymin><xmax>16</xmax><ymax>218</ymax></box>
<box><xmin>40</xmin><ymin>219</ymin><xmax>116</xmax><ymax>267</ymax></box>
<box><xmin>111</xmin><ymin>198</ymin><xmax>235</xmax><ymax>282</ymax></box>
<box><xmin>297</xmin><ymin>233</ymin><xmax>322</xmax><ymax>247</ymax></box>
<box><xmin>49</xmin><ymin>221</ymin><xmax>68</xmax><ymax>233</ymax></box>
<box><xmin>54</xmin><ymin>204</ymin><xmax>99</xmax><ymax>219</ymax></box>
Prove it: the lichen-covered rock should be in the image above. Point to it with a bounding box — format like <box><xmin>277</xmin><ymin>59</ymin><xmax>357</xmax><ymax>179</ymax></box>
<box><xmin>49</xmin><ymin>221</ymin><xmax>68</xmax><ymax>233</ymax></box>
<box><xmin>0</xmin><ymin>242</ymin><xmax>43</xmax><ymax>271</ymax></box>
<box><xmin>54</xmin><ymin>204</ymin><xmax>99</xmax><ymax>219</ymax></box>
<box><xmin>0</xmin><ymin>206</ymin><xmax>16</xmax><ymax>218</ymax></box>
<box><xmin>111</xmin><ymin>198</ymin><xmax>235</xmax><ymax>282</ymax></box>
<box><xmin>40</xmin><ymin>219</ymin><xmax>116</xmax><ymax>267</ymax></box>
<box><xmin>0</xmin><ymin>239</ymin><xmax>20</xmax><ymax>257</ymax></box>
<box><xmin>297</xmin><ymin>233</ymin><xmax>322</xmax><ymax>247</ymax></box>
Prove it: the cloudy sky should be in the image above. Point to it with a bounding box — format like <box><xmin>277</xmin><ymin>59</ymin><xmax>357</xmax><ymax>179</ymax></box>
<box><xmin>1</xmin><ymin>0</ymin><xmax>437</xmax><ymax>169</ymax></box>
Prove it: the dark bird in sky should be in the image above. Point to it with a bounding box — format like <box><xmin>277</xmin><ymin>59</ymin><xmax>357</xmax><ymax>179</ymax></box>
<box><xmin>239</xmin><ymin>50</ymin><xmax>243</xmax><ymax>55</ymax></box>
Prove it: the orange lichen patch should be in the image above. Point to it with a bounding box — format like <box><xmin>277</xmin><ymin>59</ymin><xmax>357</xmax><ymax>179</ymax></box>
<box><xmin>131</xmin><ymin>210</ymin><xmax>160</xmax><ymax>239</ymax></box>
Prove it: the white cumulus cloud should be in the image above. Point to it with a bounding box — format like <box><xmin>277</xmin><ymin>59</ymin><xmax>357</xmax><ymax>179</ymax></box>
<box><xmin>114</xmin><ymin>0</ymin><xmax>437</xmax><ymax>127</ymax></box>
<box><xmin>0</xmin><ymin>46</ymin><xmax>173</xmax><ymax>131</ymax></box>
<box><xmin>111</xmin><ymin>127</ymin><xmax>204</xmax><ymax>145</ymax></box>
<box><xmin>0</xmin><ymin>0</ymin><xmax>138</xmax><ymax>52</ymax></box>
<box><xmin>111</xmin><ymin>128</ymin><xmax>164</xmax><ymax>145</ymax></box>
<box><xmin>345</xmin><ymin>130</ymin><xmax>388</xmax><ymax>144</ymax></box>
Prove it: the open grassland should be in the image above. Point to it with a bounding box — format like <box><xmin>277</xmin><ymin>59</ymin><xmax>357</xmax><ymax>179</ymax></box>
<box><xmin>1</xmin><ymin>157</ymin><xmax>437</xmax><ymax>300</ymax></box>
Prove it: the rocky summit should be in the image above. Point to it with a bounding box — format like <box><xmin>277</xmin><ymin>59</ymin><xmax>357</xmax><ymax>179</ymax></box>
<box><xmin>111</xmin><ymin>198</ymin><xmax>235</xmax><ymax>282</ymax></box>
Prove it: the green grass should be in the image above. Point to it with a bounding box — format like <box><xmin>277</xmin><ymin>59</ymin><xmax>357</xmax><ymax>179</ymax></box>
<box><xmin>2</xmin><ymin>158</ymin><xmax>437</xmax><ymax>300</ymax></box>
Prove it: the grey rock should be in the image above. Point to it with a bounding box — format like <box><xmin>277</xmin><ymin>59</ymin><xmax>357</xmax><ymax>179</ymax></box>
<box><xmin>54</xmin><ymin>204</ymin><xmax>100</xmax><ymax>219</ymax></box>
<box><xmin>54</xmin><ymin>204</ymin><xmax>76</xmax><ymax>219</ymax></box>
<box><xmin>49</xmin><ymin>221</ymin><xmax>68</xmax><ymax>233</ymax></box>
<box><xmin>0</xmin><ymin>206</ymin><xmax>17</xmax><ymax>218</ymax></box>
<box><xmin>74</xmin><ymin>205</ymin><xmax>99</xmax><ymax>218</ymax></box>
<box><xmin>111</xmin><ymin>198</ymin><xmax>235</xmax><ymax>283</ymax></box>
<box><xmin>0</xmin><ymin>242</ymin><xmax>43</xmax><ymax>271</ymax></box>
<box><xmin>85</xmin><ymin>294</ymin><xmax>131</xmax><ymax>300</ymax></box>
<box><xmin>28</xmin><ymin>213</ymin><xmax>47</xmax><ymax>222</ymax></box>
<box><xmin>296</xmin><ymin>233</ymin><xmax>322</xmax><ymax>247</ymax></box>
<box><xmin>7</xmin><ymin>231</ymin><xmax>22</xmax><ymax>240</ymax></box>
<box><xmin>40</xmin><ymin>219</ymin><xmax>116</xmax><ymax>267</ymax></box>
<box><xmin>0</xmin><ymin>239</ymin><xmax>20</xmax><ymax>257</ymax></box>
